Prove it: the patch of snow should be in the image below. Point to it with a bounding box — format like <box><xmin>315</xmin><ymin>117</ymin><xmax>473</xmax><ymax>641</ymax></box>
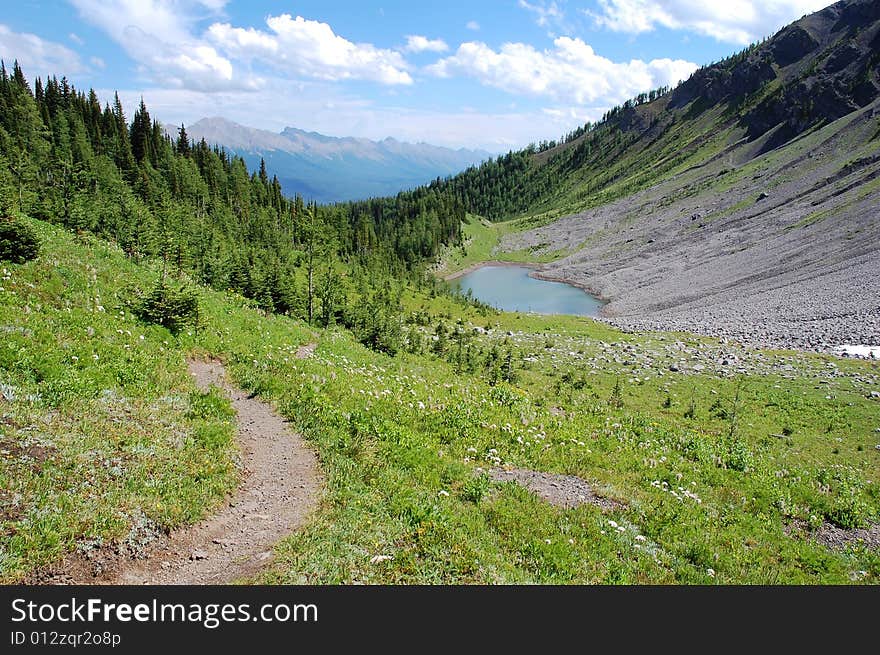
<box><xmin>833</xmin><ymin>344</ymin><xmax>880</xmax><ymax>359</ymax></box>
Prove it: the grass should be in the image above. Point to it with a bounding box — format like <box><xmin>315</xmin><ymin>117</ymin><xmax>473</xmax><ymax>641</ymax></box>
<box><xmin>0</xmin><ymin>225</ymin><xmax>246</xmax><ymax>580</ymax></box>
<box><xmin>431</xmin><ymin>215</ymin><xmax>505</xmax><ymax>277</ymax></box>
<box><xmin>250</xmin><ymin>304</ymin><xmax>879</xmax><ymax>584</ymax></box>
<box><xmin>433</xmin><ymin>214</ymin><xmax>574</xmax><ymax>281</ymax></box>
<box><xmin>2</xmin><ymin>218</ymin><xmax>879</xmax><ymax>584</ymax></box>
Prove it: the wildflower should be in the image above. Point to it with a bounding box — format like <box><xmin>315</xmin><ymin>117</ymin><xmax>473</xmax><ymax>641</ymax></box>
<box><xmin>438</xmin><ymin>490</ymin><xmax>449</xmax><ymax>497</ymax></box>
<box><xmin>635</xmin><ymin>535</ymin><xmax>647</xmax><ymax>542</ymax></box>
<box><xmin>707</xmin><ymin>568</ymin><xmax>716</xmax><ymax>577</ymax></box>
<box><xmin>370</xmin><ymin>554</ymin><xmax>393</xmax><ymax>564</ymax></box>
<box><xmin>607</xmin><ymin>520</ymin><xmax>618</xmax><ymax>529</ymax></box>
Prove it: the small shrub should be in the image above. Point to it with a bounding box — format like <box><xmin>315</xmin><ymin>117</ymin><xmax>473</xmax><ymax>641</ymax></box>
<box><xmin>709</xmin><ymin>397</ymin><xmax>728</xmax><ymax>419</ymax></box>
<box><xmin>460</xmin><ymin>474</ymin><xmax>491</xmax><ymax>503</ymax></box>
<box><xmin>0</xmin><ymin>218</ymin><xmax>40</xmax><ymax>263</ymax></box>
<box><xmin>608</xmin><ymin>378</ymin><xmax>623</xmax><ymax>409</ymax></box>
<box><xmin>818</xmin><ymin>467</ymin><xmax>871</xmax><ymax>529</ymax></box>
<box><xmin>131</xmin><ymin>277</ymin><xmax>201</xmax><ymax>333</ymax></box>
<box><xmin>684</xmin><ymin>392</ymin><xmax>697</xmax><ymax>419</ymax></box>
<box><xmin>722</xmin><ymin>436</ymin><xmax>753</xmax><ymax>472</ymax></box>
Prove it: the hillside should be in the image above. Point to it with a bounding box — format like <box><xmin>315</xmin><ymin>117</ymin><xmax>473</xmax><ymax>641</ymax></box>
<box><xmin>3</xmin><ymin>218</ymin><xmax>879</xmax><ymax>585</ymax></box>
<box><xmin>2</xmin><ymin>0</ymin><xmax>880</xmax><ymax>589</ymax></box>
<box><xmin>440</xmin><ymin>0</ymin><xmax>880</xmax><ymax>352</ymax></box>
<box><xmin>185</xmin><ymin>117</ymin><xmax>491</xmax><ymax>203</ymax></box>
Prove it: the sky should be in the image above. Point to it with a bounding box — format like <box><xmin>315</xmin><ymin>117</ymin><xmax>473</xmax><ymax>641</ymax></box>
<box><xmin>0</xmin><ymin>0</ymin><xmax>833</xmax><ymax>152</ymax></box>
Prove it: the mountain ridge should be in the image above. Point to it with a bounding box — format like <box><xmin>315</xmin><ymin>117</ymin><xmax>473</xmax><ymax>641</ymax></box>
<box><xmin>184</xmin><ymin>117</ymin><xmax>492</xmax><ymax>203</ymax></box>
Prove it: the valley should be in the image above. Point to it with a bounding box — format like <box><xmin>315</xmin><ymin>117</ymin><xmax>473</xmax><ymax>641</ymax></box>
<box><xmin>1</xmin><ymin>0</ymin><xmax>878</xmax><ymax>587</ymax></box>
<box><xmin>185</xmin><ymin>117</ymin><xmax>491</xmax><ymax>203</ymax></box>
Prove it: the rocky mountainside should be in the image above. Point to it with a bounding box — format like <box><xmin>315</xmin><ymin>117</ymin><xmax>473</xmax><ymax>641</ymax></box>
<box><xmin>670</xmin><ymin>0</ymin><xmax>880</xmax><ymax>148</ymax></box>
<box><xmin>186</xmin><ymin>117</ymin><xmax>491</xmax><ymax>203</ymax></box>
<box><xmin>494</xmin><ymin>0</ymin><xmax>880</xmax><ymax>352</ymax></box>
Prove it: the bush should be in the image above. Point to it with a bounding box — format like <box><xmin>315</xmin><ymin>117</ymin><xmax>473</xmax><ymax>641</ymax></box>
<box><xmin>131</xmin><ymin>277</ymin><xmax>201</xmax><ymax>333</ymax></box>
<box><xmin>342</xmin><ymin>287</ymin><xmax>403</xmax><ymax>356</ymax></box>
<box><xmin>0</xmin><ymin>218</ymin><xmax>40</xmax><ymax>263</ymax></box>
<box><xmin>460</xmin><ymin>474</ymin><xmax>491</xmax><ymax>503</ymax></box>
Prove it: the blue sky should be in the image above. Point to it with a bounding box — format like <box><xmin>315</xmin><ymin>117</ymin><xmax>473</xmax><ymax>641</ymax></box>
<box><xmin>0</xmin><ymin>1</ymin><xmax>832</xmax><ymax>151</ymax></box>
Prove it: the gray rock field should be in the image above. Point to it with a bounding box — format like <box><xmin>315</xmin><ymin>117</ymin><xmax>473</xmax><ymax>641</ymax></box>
<box><xmin>500</xmin><ymin>100</ymin><xmax>880</xmax><ymax>354</ymax></box>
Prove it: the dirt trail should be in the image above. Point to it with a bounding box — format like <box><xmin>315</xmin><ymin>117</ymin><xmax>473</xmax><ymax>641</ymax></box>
<box><xmin>113</xmin><ymin>358</ymin><xmax>322</xmax><ymax>584</ymax></box>
<box><xmin>42</xmin><ymin>356</ymin><xmax>322</xmax><ymax>585</ymax></box>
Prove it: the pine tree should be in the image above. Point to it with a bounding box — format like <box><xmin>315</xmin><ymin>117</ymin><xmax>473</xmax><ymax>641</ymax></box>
<box><xmin>176</xmin><ymin>123</ymin><xmax>190</xmax><ymax>157</ymax></box>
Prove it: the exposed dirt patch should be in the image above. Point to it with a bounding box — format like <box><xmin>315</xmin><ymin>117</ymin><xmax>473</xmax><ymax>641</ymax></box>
<box><xmin>0</xmin><ymin>437</ymin><xmax>57</xmax><ymax>474</ymax></box>
<box><xmin>0</xmin><ymin>415</ymin><xmax>24</xmax><ymax>429</ymax></box>
<box><xmin>786</xmin><ymin>519</ymin><xmax>880</xmax><ymax>551</ymax></box>
<box><xmin>35</xmin><ymin>358</ymin><xmax>322</xmax><ymax>585</ymax></box>
<box><xmin>814</xmin><ymin>522</ymin><xmax>880</xmax><ymax>551</ymax></box>
<box><xmin>489</xmin><ymin>467</ymin><xmax>623</xmax><ymax>510</ymax></box>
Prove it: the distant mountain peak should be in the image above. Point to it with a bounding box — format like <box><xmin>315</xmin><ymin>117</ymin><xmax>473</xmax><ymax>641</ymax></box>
<box><xmin>185</xmin><ymin>118</ymin><xmax>491</xmax><ymax>203</ymax></box>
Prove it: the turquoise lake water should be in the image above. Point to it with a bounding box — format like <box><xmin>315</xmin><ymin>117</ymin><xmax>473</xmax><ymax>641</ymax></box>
<box><xmin>449</xmin><ymin>265</ymin><xmax>605</xmax><ymax>317</ymax></box>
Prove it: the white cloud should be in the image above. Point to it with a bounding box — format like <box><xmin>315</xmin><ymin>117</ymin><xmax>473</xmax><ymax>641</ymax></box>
<box><xmin>0</xmin><ymin>24</ymin><xmax>86</xmax><ymax>78</ymax></box>
<box><xmin>68</xmin><ymin>32</ymin><xmax>85</xmax><ymax>46</ymax></box>
<box><xmin>427</xmin><ymin>37</ymin><xmax>697</xmax><ymax>106</ymax></box>
<box><xmin>404</xmin><ymin>35</ymin><xmax>449</xmax><ymax>54</ymax></box>
<box><xmin>69</xmin><ymin>0</ymin><xmax>258</xmax><ymax>91</ymax></box>
<box><xmin>207</xmin><ymin>14</ymin><xmax>413</xmax><ymax>85</ymax></box>
<box><xmin>70</xmin><ymin>2</ymin><xmax>412</xmax><ymax>89</ymax></box>
<box><xmin>588</xmin><ymin>0</ymin><xmax>831</xmax><ymax>44</ymax></box>
<box><xmin>90</xmin><ymin>56</ymin><xmax>106</xmax><ymax>69</ymax></box>
<box><xmin>466</xmin><ymin>21</ymin><xmax>481</xmax><ymax>31</ymax></box>
<box><xmin>519</xmin><ymin>1</ymin><xmax>566</xmax><ymax>30</ymax></box>
<box><xmin>105</xmin><ymin>81</ymin><xmax>596</xmax><ymax>152</ymax></box>
<box><xmin>195</xmin><ymin>0</ymin><xmax>229</xmax><ymax>9</ymax></box>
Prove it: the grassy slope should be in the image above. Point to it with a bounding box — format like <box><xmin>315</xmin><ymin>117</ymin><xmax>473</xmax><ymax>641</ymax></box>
<box><xmin>2</xmin><ymin>219</ymin><xmax>878</xmax><ymax>584</ymax></box>
<box><xmin>432</xmin><ymin>214</ymin><xmax>573</xmax><ymax>279</ymax></box>
<box><xmin>431</xmin><ymin>103</ymin><xmax>749</xmax><ymax>279</ymax></box>
<box><xmin>0</xmin><ymin>224</ymin><xmax>237</xmax><ymax>580</ymax></box>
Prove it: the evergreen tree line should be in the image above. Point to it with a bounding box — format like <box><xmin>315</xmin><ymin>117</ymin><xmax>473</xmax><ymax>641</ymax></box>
<box><xmin>422</xmin><ymin>82</ymin><xmax>679</xmax><ymax>221</ymax></box>
<box><xmin>0</xmin><ymin>62</ymin><xmax>464</xmax><ymax>332</ymax></box>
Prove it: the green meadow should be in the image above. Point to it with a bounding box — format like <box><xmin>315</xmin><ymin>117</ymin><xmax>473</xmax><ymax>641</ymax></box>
<box><xmin>2</xmin><ymin>218</ymin><xmax>878</xmax><ymax>584</ymax></box>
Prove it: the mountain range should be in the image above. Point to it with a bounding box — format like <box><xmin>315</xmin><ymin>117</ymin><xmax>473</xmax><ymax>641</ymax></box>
<box><xmin>183</xmin><ymin>117</ymin><xmax>492</xmax><ymax>203</ymax></box>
